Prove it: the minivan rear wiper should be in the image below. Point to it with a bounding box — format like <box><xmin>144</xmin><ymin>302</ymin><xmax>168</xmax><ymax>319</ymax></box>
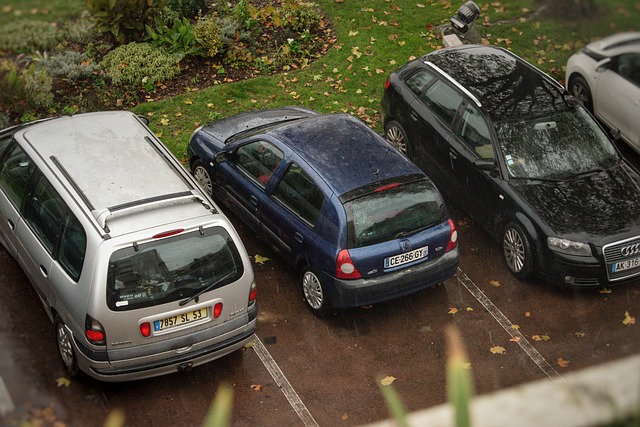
<box><xmin>179</xmin><ymin>273</ymin><xmax>233</xmax><ymax>306</ymax></box>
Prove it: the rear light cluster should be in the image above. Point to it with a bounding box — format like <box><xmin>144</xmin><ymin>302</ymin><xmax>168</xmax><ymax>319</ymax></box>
<box><xmin>446</xmin><ymin>219</ymin><xmax>458</xmax><ymax>252</ymax></box>
<box><xmin>248</xmin><ymin>281</ymin><xmax>257</xmax><ymax>305</ymax></box>
<box><xmin>336</xmin><ymin>249</ymin><xmax>362</xmax><ymax>279</ymax></box>
<box><xmin>85</xmin><ymin>315</ymin><xmax>106</xmax><ymax>345</ymax></box>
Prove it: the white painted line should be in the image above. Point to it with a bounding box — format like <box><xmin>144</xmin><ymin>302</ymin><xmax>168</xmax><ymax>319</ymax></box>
<box><xmin>454</xmin><ymin>268</ymin><xmax>564</xmax><ymax>383</ymax></box>
<box><xmin>250</xmin><ymin>335</ymin><xmax>319</xmax><ymax>427</ymax></box>
<box><xmin>0</xmin><ymin>376</ymin><xmax>15</xmax><ymax>417</ymax></box>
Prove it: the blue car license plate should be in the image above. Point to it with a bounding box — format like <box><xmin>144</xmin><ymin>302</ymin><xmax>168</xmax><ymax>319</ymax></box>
<box><xmin>384</xmin><ymin>246</ymin><xmax>428</xmax><ymax>269</ymax></box>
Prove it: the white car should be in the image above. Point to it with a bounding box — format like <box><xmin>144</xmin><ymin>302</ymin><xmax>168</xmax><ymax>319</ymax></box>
<box><xmin>565</xmin><ymin>32</ymin><xmax>640</xmax><ymax>153</ymax></box>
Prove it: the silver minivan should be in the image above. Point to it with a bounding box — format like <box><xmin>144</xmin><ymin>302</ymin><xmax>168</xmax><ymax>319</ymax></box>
<box><xmin>0</xmin><ymin>111</ymin><xmax>257</xmax><ymax>382</ymax></box>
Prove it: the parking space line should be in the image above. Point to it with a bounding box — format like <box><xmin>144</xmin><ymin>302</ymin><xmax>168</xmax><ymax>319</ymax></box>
<box><xmin>0</xmin><ymin>376</ymin><xmax>15</xmax><ymax>417</ymax></box>
<box><xmin>454</xmin><ymin>268</ymin><xmax>564</xmax><ymax>383</ymax></box>
<box><xmin>250</xmin><ymin>335</ymin><xmax>319</xmax><ymax>427</ymax></box>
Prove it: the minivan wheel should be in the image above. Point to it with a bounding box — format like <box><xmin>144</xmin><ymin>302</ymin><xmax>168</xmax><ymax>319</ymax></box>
<box><xmin>301</xmin><ymin>267</ymin><xmax>331</xmax><ymax>318</ymax></box>
<box><xmin>55</xmin><ymin>316</ymin><xmax>79</xmax><ymax>377</ymax></box>
<box><xmin>569</xmin><ymin>75</ymin><xmax>593</xmax><ymax>113</ymax></box>
<box><xmin>384</xmin><ymin>121</ymin><xmax>408</xmax><ymax>155</ymax></box>
<box><xmin>192</xmin><ymin>159</ymin><xmax>213</xmax><ymax>196</ymax></box>
<box><xmin>502</xmin><ymin>222</ymin><xmax>534</xmax><ymax>280</ymax></box>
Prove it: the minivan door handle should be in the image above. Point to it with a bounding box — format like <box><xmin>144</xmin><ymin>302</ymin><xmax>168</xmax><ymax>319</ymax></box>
<box><xmin>7</xmin><ymin>218</ymin><xmax>14</xmax><ymax>230</ymax></box>
<box><xmin>40</xmin><ymin>265</ymin><xmax>48</xmax><ymax>277</ymax></box>
<box><xmin>294</xmin><ymin>232</ymin><xmax>304</xmax><ymax>243</ymax></box>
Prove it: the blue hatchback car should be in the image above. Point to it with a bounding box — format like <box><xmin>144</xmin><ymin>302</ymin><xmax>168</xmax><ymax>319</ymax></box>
<box><xmin>187</xmin><ymin>107</ymin><xmax>459</xmax><ymax>316</ymax></box>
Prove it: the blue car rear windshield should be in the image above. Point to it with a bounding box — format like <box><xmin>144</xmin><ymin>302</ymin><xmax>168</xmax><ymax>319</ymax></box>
<box><xmin>107</xmin><ymin>227</ymin><xmax>244</xmax><ymax>311</ymax></box>
<box><xmin>345</xmin><ymin>179</ymin><xmax>446</xmax><ymax>248</ymax></box>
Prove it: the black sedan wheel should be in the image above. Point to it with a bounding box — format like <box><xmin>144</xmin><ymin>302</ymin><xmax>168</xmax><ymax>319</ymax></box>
<box><xmin>502</xmin><ymin>222</ymin><xmax>534</xmax><ymax>279</ymax></box>
<box><xmin>55</xmin><ymin>316</ymin><xmax>79</xmax><ymax>377</ymax></box>
<box><xmin>569</xmin><ymin>75</ymin><xmax>593</xmax><ymax>113</ymax></box>
<box><xmin>192</xmin><ymin>159</ymin><xmax>213</xmax><ymax>197</ymax></box>
<box><xmin>301</xmin><ymin>267</ymin><xmax>331</xmax><ymax>317</ymax></box>
<box><xmin>384</xmin><ymin>121</ymin><xmax>408</xmax><ymax>155</ymax></box>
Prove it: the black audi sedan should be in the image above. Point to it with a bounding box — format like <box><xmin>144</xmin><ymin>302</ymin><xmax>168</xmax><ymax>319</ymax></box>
<box><xmin>381</xmin><ymin>44</ymin><xmax>640</xmax><ymax>287</ymax></box>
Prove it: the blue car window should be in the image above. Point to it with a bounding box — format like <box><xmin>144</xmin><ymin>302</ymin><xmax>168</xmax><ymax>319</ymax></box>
<box><xmin>234</xmin><ymin>140</ymin><xmax>284</xmax><ymax>187</ymax></box>
<box><xmin>273</xmin><ymin>163</ymin><xmax>324</xmax><ymax>225</ymax></box>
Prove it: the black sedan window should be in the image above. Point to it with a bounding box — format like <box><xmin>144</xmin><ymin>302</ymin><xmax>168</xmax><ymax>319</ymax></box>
<box><xmin>458</xmin><ymin>103</ymin><xmax>494</xmax><ymax>159</ymax></box>
<box><xmin>420</xmin><ymin>80</ymin><xmax>463</xmax><ymax>127</ymax></box>
<box><xmin>405</xmin><ymin>70</ymin><xmax>435</xmax><ymax>96</ymax></box>
<box><xmin>496</xmin><ymin>107</ymin><xmax>618</xmax><ymax>180</ymax></box>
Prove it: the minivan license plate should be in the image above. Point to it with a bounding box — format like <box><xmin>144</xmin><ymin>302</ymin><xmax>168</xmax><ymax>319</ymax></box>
<box><xmin>154</xmin><ymin>307</ymin><xmax>208</xmax><ymax>331</ymax></box>
<box><xmin>385</xmin><ymin>246</ymin><xmax>428</xmax><ymax>269</ymax></box>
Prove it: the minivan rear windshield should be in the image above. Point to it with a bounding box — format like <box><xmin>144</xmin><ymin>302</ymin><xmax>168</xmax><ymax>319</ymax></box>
<box><xmin>107</xmin><ymin>227</ymin><xmax>244</xmax><ymax>311</ymax></box>
<box><xmin>345</xmin><ymin>179</ymin><xmax>446</xmax><ymax>248</ymax></box>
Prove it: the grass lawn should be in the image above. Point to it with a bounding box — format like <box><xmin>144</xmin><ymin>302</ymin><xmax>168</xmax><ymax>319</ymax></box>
<box><xmin>2</xmin><ymin>0</ymin><xmax>638</xmax><ymax>158</ymax></box>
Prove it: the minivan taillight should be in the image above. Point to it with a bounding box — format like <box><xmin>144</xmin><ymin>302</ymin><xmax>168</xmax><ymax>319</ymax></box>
<box><xmin>85</xmin><ymin>315</ymin><xmax>106</xmax><ymax>345</ymax></box>
<box><xmin>248</xmin><ymin>281</ymin><xmax>257</xmax><ymax>305</ymax></box>
<box><xmin>446</xmin><ymin>219</ymin><xmax>458</xmax><ymax>252</ymax></box>
<box><xmin>214</xmin><ymin>302</ymin><xmax>223</xmax><ymax>318</ymax></box>
<box><xmin>140</xmin><ymin>322</ymin><xmax>151</xmax><ymax>337</ymax></box>
<box><xmin>336</xmin><ymin>249</ymin><xmax>362</xmax><ymax>279</ymax></box>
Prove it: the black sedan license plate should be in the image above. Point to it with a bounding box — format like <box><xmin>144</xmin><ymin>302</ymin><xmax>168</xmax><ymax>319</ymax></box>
<box><xmin>154</xmin><ymin>307</ymin><xmax>208</xmax><ymax>331</ymax></box>
<box><xmin>384</xmin><ymin>246</ymin><xmax>428</xmax><ymax>269</ymax></box>
<box><xmin>612</xmin><ymin>257</ymin><xmax>640</xmax><ymax>273</ymax></box>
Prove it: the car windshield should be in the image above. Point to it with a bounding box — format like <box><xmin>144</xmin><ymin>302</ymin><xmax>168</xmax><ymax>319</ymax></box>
<box><xmin>495</xmin><ymin>107</ymin><xmax>619</xmax><ymax>180</ymax></box>
<box><xmin>107</xmin><ymin>227</ymin><xmax>244</xmax><ymax>311</ymax></box>
<box><xmin>345</xmin><ymin>179</ymin><xmax>446</xmax><ymax>248</ymax></box>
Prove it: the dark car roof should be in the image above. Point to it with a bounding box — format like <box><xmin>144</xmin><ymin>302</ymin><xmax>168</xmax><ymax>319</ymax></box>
<box><xmin>423</xmin><ymin>45</ymin><xmax>571</xmax><ymax>122</ymax></box>
<box><xmin>265</xmin><ymin>113</ymin><xmax>421</xmax><ymax>196</ymax></box>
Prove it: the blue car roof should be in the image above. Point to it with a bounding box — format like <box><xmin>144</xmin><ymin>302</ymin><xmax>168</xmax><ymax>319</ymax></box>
<box><xmin>266</xmin><ymin>113</ymin><xmax>422</xmax><ymax>196</ymax></box>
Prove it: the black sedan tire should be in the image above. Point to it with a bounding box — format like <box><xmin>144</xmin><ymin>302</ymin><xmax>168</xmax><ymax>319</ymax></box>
<box><xmin>568</xmin><ymin>74</ymin><xmax>593</xmax><ymax>113</ymax></box>
<box><xmin>192</xmin><ymin>159</ymin><xmax>213</xmax><ymax>197</ymax></box>
<box><xmin>502</xmin><ymin>222</ymin><xmax>535</xmax><ymax>280</ymax></box>
<box><xmin>301</xmin><ymin>267</ymin><xmax>331</xmax><ymax>318</ymax></box>
<box><xmin>384</xmin><ymin>121</ymin><xmax>409</xmax><ymax>156</ymax></box>
<box><xmin>55</xmin><ymin>316</ymin><xmax>79</xmax><ymax>377</ymax></box>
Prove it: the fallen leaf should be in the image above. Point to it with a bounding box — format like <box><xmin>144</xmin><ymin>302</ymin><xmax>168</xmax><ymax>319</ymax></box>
<box><xmin>623</xmin><ymin>311</ymin><xmax>636</xmax><ymax>326</ymax></box>
<box><xmin>490</xmin><ymin>280</ymin><xmax>501</xmax><ymax>287</ymax></box>
<box><xmin>531</xmin><ymin>334</ymin><xmax>550</xmax><ymax>341</ymax></box>
<box><xmin>524</xmin><ymin>311</ymin><xmax>532</xmax><ymax>317</ymax></box>
<box><xmin>184</xmin><ymin>99</ymin><xmax>192</xmax><ymax>105</ymax></box>
<box><xmin>490</xmin><ymin>346</ymin><xmax>506</xmax><ymax>354</ymax></box>
<box><xmin>465</xmin><ymin>307</ymin><xmax>473</xmax><ymax>312</ymax></box>
<box><xmin>56</xmin><ymin>377</ymin><xmax>71</xmax><ymax>387</ymax></box>
<box><xmin>380</xmin><ymin>376</ymin><xmax>396</xmax><ymax>386</ymax></box>
<box><xmin>575</xmin><ymin>332</ymin><xmax>585</xmax><ymax>337</ymax></box>
<box><xmin>448</xmin><ymin>307</ymin><xmax>458</xmax><ymax>314</ymax></box>
<box><xmin>348</xmin><ymin>30</ymin><xmax>359</xmax><ymax>36</ymax></box>
<box><xmin>557</xmin><ymin>358</ymin><xmax>570</xmax><ymax>368</ymax></box>
<box><xmin>341</xmin><ymin>414</ymin><xmax>349</xmax><ymax>421</ymax></box>
<box><xmin>599</xmin><ymin>288</ymin><xmax>612</xmax><ymax>294</ymax></box>
<box><xmin>511</xmin><ymin>324</ymin><xmax>520</xmax><ymax>330</ymax></box>
<box><xmin>254</xmin><ymin>254</ymin><xmax>271</xmax><ymax>265</ymax></box>
<box><xmin>250</xmin><ymin>384</ymin><xmax>263</xmax><ymax>391</ymax></box>
<box><xmin>510</xmin><ymin>336</ymin><xmax>521</xmax><ymax>342</ymax></box>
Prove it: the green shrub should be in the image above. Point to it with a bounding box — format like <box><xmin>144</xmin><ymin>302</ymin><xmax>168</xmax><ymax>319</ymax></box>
<box><xmin>38</xmin><ymin>51</ymin><xmax>102</xmax><ymax>80</ymax></box>
<box><xmin>145</xmin><ymin>17</ymin><xmax>201</xmax><ymax>62</ymax></box>
<box><xmin>0</xmin><ymin>113</ymin><xmax>10</xmax><ymax>130</ymax></box>
<box><xmin>223</xmin><ymin>43</ymin><xmax>253</xmax><ymax>70</ymax></box>
<box><xmin>194</xmin><ymin>14</ymin><xmax>222</xmax><ymax>58</ymax></box>
<box><xmin>0</xmin><ymin>63</ymin><xmax>54</xmax><ymax>117</ymax></box>
<box><xmin>85</xmin><ymin>0</ymin><xmax>167</xmax><ymax>43</ymax></box>
<box><xmin>63</xmin><ymin>11</ymin><xmax>97</xmax><ymax>45</ymax></box>
<box><xmin>0</xmin><ymin>20</ymin><xmax>62</xmax><ymax>53</ymax></box>
<box><xmin>283</xmin><ymin>1</ymin><xmax>322</xmax><ymax>34</ymax></box>
<box><xmin>167</xmin><ymin>0</ymin><xmax>208</xmax><ymax>18</ymax></box>
<box><xmin>100</xmin><ymin>42</ymin><xmax>180</xmax><ymax>87</ymax></box>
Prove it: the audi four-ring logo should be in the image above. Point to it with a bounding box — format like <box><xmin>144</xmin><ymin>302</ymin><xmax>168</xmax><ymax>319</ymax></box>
<box><xmin>621</xmin><ymin>243</ymin><xmax>640</xmax><ymax>257</ymax></box>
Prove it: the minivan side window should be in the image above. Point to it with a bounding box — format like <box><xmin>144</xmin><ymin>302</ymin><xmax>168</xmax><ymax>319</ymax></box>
<box><xmin>23</xmin><ymin>174</ymin><xmax>66</xmax><ymax>254</ymax></box>
<box><xmin>0</xmin><ymin>143</ymin><xmax>35</xmax><ymax>208</ymax></box>
<box><xmin>58</xmin><ymin>214</ymin><xmax>87</xmax><ymax>281</ymax></box>
<box><xmin>273</xmin><ymin>163</ymin><xmax>324</xmax><ymax>225</ymax></box>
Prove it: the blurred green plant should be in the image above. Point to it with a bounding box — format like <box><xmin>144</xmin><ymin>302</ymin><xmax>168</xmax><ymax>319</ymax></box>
<box><xmin>100</xmin><ymin>42</ymin><xmax>180</xmax><ymax>87</ymax></box>
<box><xmin>146</xmin><ymin>16</ymin><xmax>201</xmax><ymax>62</ymax></box>
<box><xmin>85</xmin><ymin>0</ymin><xmax>167</xmax><ymax>43</ymax></box>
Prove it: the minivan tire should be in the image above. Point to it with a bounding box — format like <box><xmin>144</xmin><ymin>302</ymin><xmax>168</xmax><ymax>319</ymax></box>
<box><xmin>502</xmin><ymin>222</ymin><xmax>535</xmax><ymax>280</ymax></box>
<box><xmin>301</xmin><ymin>267</ymin><xmax>331</xmax><ymax>318</ymax></box>
<box><xmin>55</xmin><ymin>316</ymin><xmax>79</xmax><ymax>377</ymax></box>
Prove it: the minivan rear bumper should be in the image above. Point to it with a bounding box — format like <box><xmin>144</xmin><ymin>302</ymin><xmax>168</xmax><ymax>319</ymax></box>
<box><xmin>74</xmin><ymin>308</ymin><xmax>257</xmax><ymax>382</ymax></box>
<box><xmin>329</xmin><ymin>248</ymin><xmax>459</xmax><ymax>308</ymax></box>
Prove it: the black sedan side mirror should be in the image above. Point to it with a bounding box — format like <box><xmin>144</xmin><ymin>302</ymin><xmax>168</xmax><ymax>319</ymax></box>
<box><xmin>474</xmin><ymin>158</ymin><xmax>499</xmax><ymax>177</ymax></box>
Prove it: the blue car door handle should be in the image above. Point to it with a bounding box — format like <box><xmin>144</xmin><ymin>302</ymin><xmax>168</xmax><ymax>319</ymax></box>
<box><xmin>249</xmin><ymin>195</ymin><xmax>258</xmax><ymax>207</ymax></box>
<box><xmin>294</xmin><ymin>232</ymin><xmax>304</xmax><ymax>243</ymax></box>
